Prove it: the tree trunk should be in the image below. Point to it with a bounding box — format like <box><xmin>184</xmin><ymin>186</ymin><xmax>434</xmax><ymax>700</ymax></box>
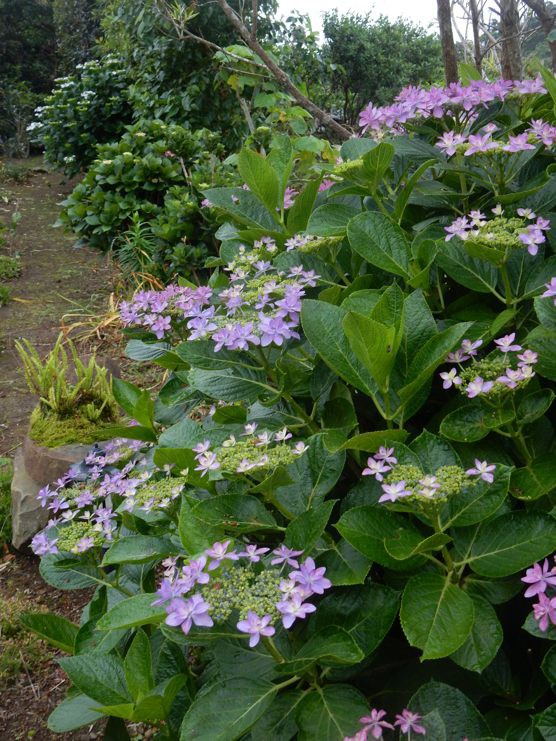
<box><xmin>522</xmin><ymin>0</ymin><xmax>556</xmax><ymax>73</ymax></box>
<box><xmin>499</xmin><ymin>0</ymin><xmax>523</xmax><ymax>79</ymax></box>
<box><xmin>469</xmin><ymin>0</ymin><xmax>483</xmax><ymax>73</ymax></box>
<box><xmin>437</xmin><ymin>0</ymin><xmax>459</xmax><ymax>84</ymax></box>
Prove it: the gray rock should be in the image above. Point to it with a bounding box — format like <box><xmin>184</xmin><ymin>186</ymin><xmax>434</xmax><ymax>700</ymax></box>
<box><xmin>23</xmin><ymin>435</ymin><xmax>91</xmax><ymax>487</ymax></box>
<box><xmin>11</xmin><ymin>449</ymin><xmax>47</xmax><ymax>549</ymax></box>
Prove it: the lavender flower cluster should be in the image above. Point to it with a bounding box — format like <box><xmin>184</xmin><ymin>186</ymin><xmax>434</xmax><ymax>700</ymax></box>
<box><xmin>440</xmin><ymin>334</ymin><xmax>537</xmax><ymax>398</ymax></box>
<box><xmin>436</xmin><ymin>120</ymin><xmax>556</xmax><ymax>157</ymax></box>
<box><xmin>362</xmin><ymin>446</ymin><xmax>495</xmax><ymax>504</ymax></box>
<box><xmin>153</xmin><ymin>541</ymin><xmax>332</xmax><ymax>647</ymax></box>
<box><xmin>120</xmin><ymin>238</ymin><xmax>318</xmax><ymax>348</ymax></box>
<box><xmin>359</xmin><ymin>77</ymin><xmax>546</xmax><ymax>135</ymax></box>
<box><xmin>344</xmin><ymin>708</ymin><xmax>426</xmax><ymax>740</ymax></box>
<box><xmin>29</xmin><ymin>438</ymin><xmax>182</xmax><ymax>556</ymax></box>
<box><xmin>444</xmin><ymin>206</ymin><xmax>550</xmax><ymax>257</ymax></box>
<box><xmin>522</xmin><ymin>557</ymin><xmax>556</xmax><ymax>632</ymax></box>
<box><xmin>192</xmin><ymin>422</ymin><xmax>308</xmax><ymax>477</ymax></box>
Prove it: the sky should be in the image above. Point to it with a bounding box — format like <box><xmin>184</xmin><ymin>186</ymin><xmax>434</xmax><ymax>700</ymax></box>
<box><xmin>277</xmin><ymin>0</ymin><xmax>439</xmax><ymax>36</ymax></box>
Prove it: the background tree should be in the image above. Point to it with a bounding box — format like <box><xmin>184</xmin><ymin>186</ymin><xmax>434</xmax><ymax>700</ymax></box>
<box><xmin>52</xmin><ymin>0</ymin><xmax>100</xmax><ymax>74</ymax></box>
<box><xmin>437</xmin><ymin>0</ymin><xmax>459</xmax><ymax>82</ymax></box>
<box><xmin>321</xmin><ymin>11</ymin><xmax>443</xmax><ymax>125</ymax></box>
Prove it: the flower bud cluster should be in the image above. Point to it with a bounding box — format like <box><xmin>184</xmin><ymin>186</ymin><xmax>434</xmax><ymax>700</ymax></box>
<box><xmin>359</xmin><ymin>77</ymin><xmax>546</xmax><ymax>135</ymax></box>
<box><xmin>444</xmin><ymin>206</ymin><xmax>550</xmax><ymax>257</ymax></box>
<box><xmin>192</xmin><ymin>423</ymin><xmax>308</xmax><ymax>476</ymax></box>
<box><xmin>522</xmin><ymin>557</ymin><xmax>556</xmax><ymax>633</ymax></box>
<box><xmin>440</xmin><ymin>335</ymin><xmax>537</xmax><ymax>398</ymax></box>
<box><xmin>120</xmin><ymin>241</ymin><xmax>319</xmax><ymax>348</ymax></box>
<box><xmin>362</xmin><ymin>447</ymin><xmax>495</xmax><ymax>503</ymax></box>
<box><xmin>153</xmin><ymin>541</ymin><xmax>332</xmax><ymax>648</ymax></box>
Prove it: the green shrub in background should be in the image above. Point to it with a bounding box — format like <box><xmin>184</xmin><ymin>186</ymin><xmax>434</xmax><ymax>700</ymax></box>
<box><xmin>57</xmin><ymin>119</ymin><xmax>237</xmax><ymax>278</ymax></box>
<box><xmin>28</xmin><ymin>55</ymin><xmax>134</xmax><ymax>176</ymax></box>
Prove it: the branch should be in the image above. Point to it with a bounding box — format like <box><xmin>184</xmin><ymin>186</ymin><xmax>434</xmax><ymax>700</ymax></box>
<box><xmin>214</xmin><ymin>0</ymin><xmax>352</xmax><ymax>140</ymax></box>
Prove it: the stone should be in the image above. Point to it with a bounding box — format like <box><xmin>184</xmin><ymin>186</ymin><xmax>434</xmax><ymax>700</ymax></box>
<box><xmin>11</xmin><ymin>449</ymin><xmax>47</xmax><ymax>549</ymax></box>
<box><xmin>23</xmin><ymin>435</ymin><xmax>91</xmax><ymax>487</ymax></box>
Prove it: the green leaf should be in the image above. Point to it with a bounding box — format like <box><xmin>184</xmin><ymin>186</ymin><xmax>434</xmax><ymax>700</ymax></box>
<box><xmin>440</xmin><ymin>404</ymin><xmax>514</xmax><ymax>442</ymax></box>
<box><xmin>102</xmin><ymin>536</ymin><xmax>180</xmax><ymax>566</ymax></box>
<box><xmin>306</xmin><ymin>203</ymin><xmax>359</xmax><ymax>236</ymax></box>
<box><xmin>251</xmin><ymin>690</ymin><xmax>305</xmax><ymax>741</ymax></box>
<box><xmin>440</xmin><ymin>466</ymin><xmax>510</xmax><ymax>528</ymax></box>
<box><xmin>277</xmin><ymin>626</ymin><xmax>364</xmax><ymax>674</ymax></box>
<box><xmin>112</xmin><ymin>377</ymin><xmax>142</xmax><ymax>418</ymax></box>
<box><xmin>301</xmin><ymin>300</ymin><xmax>377</xmax><ymax>396</ymax></box>
<box><xmin>203</xmin><ymin>187</ymin><xmax>280</xmax><ymax>232</ymax></box>
<box><xmin>348</xmin><ymin>211</ymin><xmax>411</xmax><ymax>279</ymax></box>
<box><xmin>97</xmin><ymin>594</ymin><xmax>166</xmax><ymax>631</ymax></box>
<box><xmin>20</xmin><ymin>612</ymin><xmax>78</xmax><ymax>654</ymax></box>
<box><xmin>189</xmin><ymin>494</ymin><xmax>277</xmax><ymax>533</ymax></box>
<box><xmin>343</xmin><ymin>311</ymin><xmax>397</xmax><ymax>391</ymax></box>
<box><xmin>179</xmin><ymin>678</ymin><xmax>279</xmax><ymax>740</ymax></box>
<box><xmin>336</xmin><ymin>505</ymin><xmax>423</xmax><ymax>569</ymax></box>
<box><xmin>400</xmin><ymin>573</ymin><xmax>475</xmax><ymax>659</ymax></box>
<box><xmin>398</xmin><ymin>322</ymin><xmax>472</xmax><ymax>403</ymax></box>
<box><xmin>410</xmin><ymin>429</ymin><xmax>460</xmax><ymax>471</ymax></box>
<box><xmin>409</xmin><ymin>681</ymin><xmax>491</xmax><ymax>741</ymax></box>
<box><xmin>527</xmin><ymin>327</ymin><xmax>556</xmax><ymax>381</ymax></box>
<box><xmin>47</xmin><ymin>693</ymin><xmax>106</xmax><ymax>733</ymax></box>
<box><xmin>436</xmin><ymin>241</ymin><xmax>499</xmax><ymax>294</ymax></box>
<box><xmin>175</xmin><ymin>339</ymin><xmax>260</xmax><ymax>371</ymax></box>
<box><xmin>285</xmin><ymin>500</ymin><xmax>336</xmax><ymax>552</ymax></box>
<box><xmin>454</xmin><ymin>512</ymin><xmax>556</xmax><ymax>577</ymax></box>
<box><xmin>400</xmin><ymin>290</ymin><xmax>438</xmax><ymax>371</ymax></box>
<box><xmin>124</xmin><ymin>629</ymin><xmax>154</xmax><ymax>701</ymax></box>
<box><xmin>187</xmin><ymin>367</ymin><xmax>274</xmax><ymax>403</ymax></box>
<box><xmin>510</xmin><ymin>454</ymin><xmax>556</xmax><ymax>500</ymax></box>
<box><xmin>313</xmin><ymin>583</ymin><xmax>400</xmax><ymax>655</ymax></box>
<box><xmin>319</xmin><ymin>540</ymin><xmax>372</xmax><ymax>586</ymax></box>
<box><xmin>296</xmin><ymin>684</ymin><xmax>369</xmax><ymax>741</ymax></box>
<box><xmin>287</xmin><ymin>178</ymin><xmax>321</xmax><ymax>234</ymax></box>
<box><xmin>385</xmin><ymin>531</ymin><xmax>452</xmax><ymax>561</ymax></box>
<box><xmin>58</xmin><ymin>654</ymin><xmax>131</xmax><ymax>706</ymax></box>
<box><xmin>536</xmin><ymin>704</ymin><xmax>556</xmax><ymax>741</ymax></box>
<box><xmin>450</xmin><ymin>596</ymin><xmax>503</xmax><ymax>672</ymax></box>
<box><xmin>273</xmin><ymin>434</ymin><xmax>345</xmax><ymax>517</ymax></box>
<box><xmin>237</xmin><ymin>148</ymin><xmax>280</xmax><ymax>213</ymax></box>
<box><xmin>39</xmin><ymin>553</ymin><xmax>101</xmax><ymax>591</ymax></box>
<box><xmin>542</xmin><ymin>645</ymin><xmax>556</xmax><ymax>684</ymax></box>
<box><xmin>517</xmin><ymin>388</ymin><xmax>555</xmax><ymax>425</ymax></box>
<box><xmin>361</xmin><ymin>141</ymin><xmax>395</xmax><ymax>187</ymax></box>
<box><xmin>332</xmin><ymin>429</ymin><xmax>408</xmax><ymax>452</ymax></box>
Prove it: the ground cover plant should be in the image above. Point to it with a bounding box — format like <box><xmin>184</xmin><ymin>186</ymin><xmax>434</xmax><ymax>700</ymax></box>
<box><xmin>21</xmin><ymin>71</ymin><xmax>556</xmax><ymax>740</ymax></box>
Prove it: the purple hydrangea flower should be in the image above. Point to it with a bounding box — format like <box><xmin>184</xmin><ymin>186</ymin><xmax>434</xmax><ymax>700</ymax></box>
<box><xmin>533</xmin><ymin>592</ymin><xmax>556</xmax><ymax>632</ymax></box>
<box><xmin>271</xmin><ymin>545</ymin><xmax>304</xmax><ymax>568</ymax></box>
<box><xmin>290</xmin><ymin>557</ymin><xmax>332</xmax><ymax>595</ymax></box>
<box><xmin>394</xmin><ymin>710</ymin><xmax>426</xmax><ymax>735</ymax></box>
<box><xmin>522</xmin><ymin>560</ymin><xmax>556</xmax><ymax>597</ymax></box>
<box><xmin>165</xmin><ymin>595</ymin><xmax>214</xmax><ymax>634</ymax></box>
<box><xmin>466</xmin><ymin>459</ymin><xmax>496</xmax><ymax>483</ymax></box>
<box><xmin>236</xmin><ymin>611</ymin><xmax>275</xmax><ymax>647</ymax></box>
<box><xmin>277</xmin><ymin>592</ymin><xmax>317</xmax><ymax>628</ymax></box>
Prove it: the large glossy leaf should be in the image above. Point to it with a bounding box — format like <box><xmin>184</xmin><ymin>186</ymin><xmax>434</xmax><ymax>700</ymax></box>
<box><xmin>400</xmin><ymin>573</ymin><xmax>475</xmax><ymax>659</ymax></box>
<box><xmin>436</xmin><ymin>241</ymin><xmax>499</xmax><ymax>294</ymax></box>
<box><xmin>306</xmin><ymin>203</ymin><xmax>359</xmax><ymax>236</ymax></box>
<box><xmin>409</xmin><ymin>681</ymin><xmax>491</xmax><ymax>741</ymax></box>
<box><xmin>285</xmin><ymin>500</ymin><xmax>336</xmax><ymax>552</ymax></box>
<box><xmin>313</xmin><ymin>583</ymin><xmax>400</xmax><ymax>655</ymax></box>
<box><xmin>102</xmin><ymin>536</ymin><xmax>180</xmax><ymax>566</ymax></box>
<box><xmin>343</xmin><ymin>311</ymin><xmax>397</xmax><ymax>391</ymax></box>
<box><xmin>47</xmin><ymin>694</ymin><xmax>106</xmax><ymax>733</ymax></box>
<box><xmin>251</xmin><ymin>690</ymin><xmax>305</xmax><ymax>741</ymax></box>
<box><xmin>20</xmin><ymin>612</ymin><xmax>78</xmax><ymax>654</ymax></box>
<box><xmin>296</xmin><ymin>684</ymin><xmax>369</xmax><ymax>741</ymax></box>
<box><xmin>319</xmin><ymin>540</ymin><xmax>372</xmax><ymax>586</ymax></box>
<box><xmin>450</xmin><ymin>596</ymin><xmax>502</xmax><ymax>673</ymax></box>
<box><xmin>124</xmin><ymin>629</ymin><xmax>154</xmax><ymax>701</ymax></box>
<box><xmin>276</xmin><ymin>627</ymin><xmax>364</xmax><ymax>674</ymax></box>
<box><xmin>237</xmin><ymin>148</ymin><xmax>280</xmax><ymax>213</ymax></box>
<box><xmin>454</xmin><ymin>512</ymin><xmax>556</xmax><ymax>577</ymax></box>
<box><xmin>179</xmin><ymin>678</ymin><xmax>279</xmax><ymax>740</ymax></box>
<box><xmin>439</xmin><ymin>465</ymin><xmax>510</xmax><ymax>529</ymax></box>
<box><xmin>301</xmin><ymin>300</ymin><xmax>377</xmax><ymax>396</ymax></box>
<box><xmin>348</xmin><ymin>211</ymin><xmax>411</xmax><ymax>279</ymax></box>
<box><xmin>187</xmin><ymin>367</ymin><xmax>275</xmax><ymax>403</ymax></box>
<box><xmin>58</xmin><ymin>654</ymin><xmax>131</xmax><ymax>706</ymax></box>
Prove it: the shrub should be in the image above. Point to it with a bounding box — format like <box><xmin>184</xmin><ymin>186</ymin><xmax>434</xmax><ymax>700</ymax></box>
<box><xmin>58</xmin><ymin>119</ymin><xmax>235</xmax><ymax>277</ymax></box>
<box><xmin>28</xmin><ymin>55</ymin><xmax>133</xmax><ymax>175</ymax></box>
<box><xmin>23</xmin><ymin>73</ymin><xmax>556</xmax><ymax>739</ymax></box>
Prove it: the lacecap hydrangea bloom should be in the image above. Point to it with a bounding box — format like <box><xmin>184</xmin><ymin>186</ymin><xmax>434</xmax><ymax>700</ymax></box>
<box><xmin>444</xmin><ymin>206</ymin><xmax>550</xmax><ymax>257</ymax></box>
<box><xmin>344</xmin><ymin>708</ymin><xmax>426</xmax><ymax>740</ymax></box>
<box><xmin>120</xmin><ymin>237</ymin><xmax>319</xmax><ymax>348</ymax></box>
<box><xmin>439</xmin><ymin>335</ymin><xmax>538</xmax><ymax>398</ymax></box>
<box><xmin>153</xmin><ymin>541</ymin><xmax>331</xmax><ymax>647</ymax></box>
<box><xmin>363</xmin><ymin>446</ymin><xmax>495</xmax><ymax>504</ymax></box>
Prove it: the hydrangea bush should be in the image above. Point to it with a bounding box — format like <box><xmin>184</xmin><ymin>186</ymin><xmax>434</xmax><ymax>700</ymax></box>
<box><xmin>23</xmin><ymin>72</ymin><xmax>556</xmax><ymax>740</ymax></box>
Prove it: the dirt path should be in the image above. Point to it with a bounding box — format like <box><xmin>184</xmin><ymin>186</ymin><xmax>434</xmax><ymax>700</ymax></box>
<box><xmin>0</xmin><ymin>163</ymin><xmax>116</xmax><ymax>456</ymax></box>
<box><xmin>0</xmin><ymin>163</ymin><xmax>117</xmax><ymax>739</ymax></box>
